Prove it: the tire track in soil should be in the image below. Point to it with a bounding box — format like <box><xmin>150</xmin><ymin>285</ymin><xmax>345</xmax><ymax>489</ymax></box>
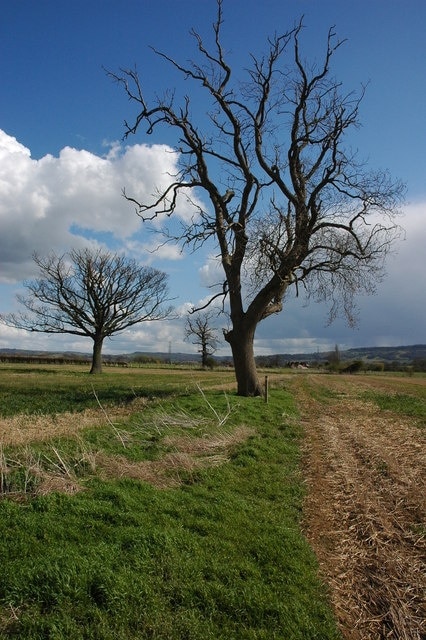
<box><xmin>292</xmin><ymin>374</ymin><xmax>426</xmax><ymax>640</ymax></box>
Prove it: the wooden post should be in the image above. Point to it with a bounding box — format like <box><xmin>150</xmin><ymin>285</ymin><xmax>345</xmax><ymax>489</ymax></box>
<box><xmin>264</xmin><ymin>375</ymin><xmax>269</xmax><ymax>403</ymax></box>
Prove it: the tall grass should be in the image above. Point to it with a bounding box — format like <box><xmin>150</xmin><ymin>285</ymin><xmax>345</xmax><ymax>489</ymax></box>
<box><xmin>0</xmin><ymin>375</ymin><xmax>340</xmax><ymax>639</ymax></box>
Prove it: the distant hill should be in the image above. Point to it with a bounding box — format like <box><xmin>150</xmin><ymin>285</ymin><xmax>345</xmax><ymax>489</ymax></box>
<box><xmin>272</xmin><ymin>344</ymin><xmax>426</xmax><ymax>365</ymax></box>
<box><xmin>339</xmin><ymin>345</ymin><xmax>426</xmax><ymax>363</ymax></box>
<box><xmin>0</xmin><ymin>344</ymin><xmax>425</xmax><ymax>365</ymax></box>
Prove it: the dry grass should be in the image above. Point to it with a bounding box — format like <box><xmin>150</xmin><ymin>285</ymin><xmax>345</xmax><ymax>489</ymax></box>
<box><xmin>0</xmin><ymin>391</ymin><xmax>253</xmax><ymax>496</ymax></box>
<box><xmin>0</xmin><ymin>396</ymin><xmax>153</xmax><ymax>448</ymax></box>
<box><xmin>0</xmin><ymin>409</ymin><xmax>119</xmax><ymax>448</ymax></box>
<box><xmin>35</xmin><ymin>473</ymin><xmax>82</xmax><ymax>496</ymax></box>
<box><xmin>296</xmin><ymin>374</ymin><xmax>426</xmax><ymax>640</ymax></box>
<box><xmin>96</xmin><ymin>425</ymin><xmax>253</xmax><ymax>489</ymax></box>
<box><xmin>0</xmin><ymin>444</ymin><xmax>82</xmax><ymax>498</ymax></box>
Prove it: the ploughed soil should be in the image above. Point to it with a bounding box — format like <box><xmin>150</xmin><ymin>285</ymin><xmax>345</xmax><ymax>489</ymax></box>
<box><xmin>292</xmin><ymin>373</ymin><xmax>426</xmax><ymax>640</ymax></box>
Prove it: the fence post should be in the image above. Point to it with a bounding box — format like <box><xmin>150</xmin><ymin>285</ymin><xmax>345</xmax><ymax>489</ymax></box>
<box><xmin>264</xmin><ymin>375</ymin><xmax>269</xmax><ymax>403</ymax></box>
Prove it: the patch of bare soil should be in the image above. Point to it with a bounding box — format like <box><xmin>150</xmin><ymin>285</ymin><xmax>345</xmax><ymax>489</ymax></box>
<box><xmin>296</xmin><ymin>374</ymin><xmax>426</xmax><ymax>640</ymax></box>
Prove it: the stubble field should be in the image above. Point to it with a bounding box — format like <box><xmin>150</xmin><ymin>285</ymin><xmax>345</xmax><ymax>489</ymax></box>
<box><xmin>292</xmin><ymin>373</ymin><xmax>425</xmax><ymax>639</ymax></box>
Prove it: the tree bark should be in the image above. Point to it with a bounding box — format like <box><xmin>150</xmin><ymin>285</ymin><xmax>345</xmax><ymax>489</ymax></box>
<box><xmin>225</xmin><ymin>326</ymin><xmax>262</xmax><ymax>396</ymax></box>
<box><xmin>201</xmin><ymin>343</ymin><xmax>208</xmax><ymax>368</ymax></box>
<box><xmin>90</xmin><ymin>336</ymin><xmax>104</xmax><ymax>374</ymax></box>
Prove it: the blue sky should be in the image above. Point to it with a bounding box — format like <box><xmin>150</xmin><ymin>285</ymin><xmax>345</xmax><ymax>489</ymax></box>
<box><xmin>0</xmin><ymin>0</ymin><xmax>425</xmax><ymax>357</ymax></box>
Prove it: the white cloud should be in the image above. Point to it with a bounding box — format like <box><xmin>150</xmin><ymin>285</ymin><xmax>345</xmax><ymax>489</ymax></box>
<box><xmin>198</xmin><ymin>254</ymin><xmax>223</xmax><ymax>288</ymax></box>
<box><xmin>253</xmin><ymin>336</ymin><xmax>335</xmax><ymax>356</ymax></box>
<box><xmin>129</xmin><ymin>239</ymin><xmax>184</xmax><ymax>261</ymax></box>
<box><xmin>0</xmin><ymin>127</ymin><xmax>424</xmax><ymax>356</ymax></box>
<box><xmin>0</xmin><ymin>129</ymin><xmax>201</xmax><ymax>283</ymax></box>
<box><xmin>111</xmin><ymin>318</ymin><xmax>190</xmax><ymax>355</ymax></box>
<box><xmin>175</xmin><ymin>301</ymin><xmax>195</xmax><ymax>317</ymax></box>
<box><xmin>0</xmin><ymin>317</ymin><xmax>192</xmax><ymax>357</ymax></box>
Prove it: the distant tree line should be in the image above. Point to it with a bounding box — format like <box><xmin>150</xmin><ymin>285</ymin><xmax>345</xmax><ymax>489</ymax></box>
<box><xmin>0</xmin><ymin>355</ymin><xmax>91</xmax><ymax>366</ymax></box>
<box><xmin>254</xmin><ymin>355</ymin><xmax>426</xmax><ymax>373</ymax></box>
<box><xmin>0</xmin><ymin>354</ymin><xmax>130</xmax><ymax>367</ymax></box>
<box><xmin>0</xmin><ymin>353</ymin><xmax>424</xmax><ymax>373</ymax></box>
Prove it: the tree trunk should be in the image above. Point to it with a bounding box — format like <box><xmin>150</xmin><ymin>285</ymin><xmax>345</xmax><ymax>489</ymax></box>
<box><xmin>90</xmin><ymin>336</ymin><xmax>104</xmax><ymax>374</ymax></box>
<box><xmin>201</xmin><ymin>342</ymin><xmax>208</xmax><ymax>368</ymax></box>
<box><xmin>226</xmin><ymin>326</ymin><xmax>262</xmax><ymax>396</ymax></box>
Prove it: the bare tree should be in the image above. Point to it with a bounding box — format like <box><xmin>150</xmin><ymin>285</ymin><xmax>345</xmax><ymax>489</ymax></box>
<box><xmin>184</xmin><ymin>311</ymin><xmax>220</xmax><ymax>368</ymax></box>
<box><xmin>110</xmin><ymin>1</ymin><xmax>404</xmax><ymax>395</ymax></box>
<box><xmin>0</xmin><ymin>249</ymin><xmax>173</xmax><ymax>373</ymax></box>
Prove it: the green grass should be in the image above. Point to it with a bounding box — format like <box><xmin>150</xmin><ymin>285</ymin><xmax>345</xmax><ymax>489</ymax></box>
<box><xmin>0</xmin><ymin>367</ymin><xmax>340</xmax><ymax>639</ymax></box>
<box><xmin>0</xmin><ymin>364</ymin><xmax>237</xmax><ymax>417</ymax></box>
<box><xmin>293</xmin><ymin>375</ymin><xmax>343</xmax><ymax>404</ymax></box>
<box><xmin>362</xmin><ymin>391</ymin><xmax>426</xmax><ymax>426</ymax></box>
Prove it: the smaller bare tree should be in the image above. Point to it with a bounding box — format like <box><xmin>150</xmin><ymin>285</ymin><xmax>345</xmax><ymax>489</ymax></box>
<box><xmin>0</xmin><ymin>249</ymin><xmax>173</xmax><ymax>373</ymax></box>
<box><xmin>184</xmin><ymin>311</ymin><xmax>220</xmax><ymax>368</ymax></box>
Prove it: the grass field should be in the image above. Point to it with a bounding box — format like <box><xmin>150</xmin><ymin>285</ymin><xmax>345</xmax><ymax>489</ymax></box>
<box><xmin>0</xmin><ymin>364</ymin><xmax>340</xmax><ymax>640</ymax></box>
<box><xmin>0</xmin><ymin>364</ymin><xmax>424</xmax><ymax>639</ymax></box>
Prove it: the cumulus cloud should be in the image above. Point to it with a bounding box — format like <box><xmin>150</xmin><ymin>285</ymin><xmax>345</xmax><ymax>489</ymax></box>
<box><xmin>0</xmin><ymin>129</ymin><xmax>199</xmax><ymax>282</ymax></box>
<box><xmin>1</xmin><ymin>128</ymin><xmax>424</xmax><ymax>356</ymax></box>
<box><xmin>198</xmin><ymin>254</ymin><xmax>223</xmax><ymax>288</ymax></box>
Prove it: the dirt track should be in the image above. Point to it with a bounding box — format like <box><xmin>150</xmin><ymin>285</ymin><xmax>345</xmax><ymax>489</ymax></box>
<box><xmin>294</xmin><ymin>374</ymin><xmax>426</xmax><ymax>640</ymax></box>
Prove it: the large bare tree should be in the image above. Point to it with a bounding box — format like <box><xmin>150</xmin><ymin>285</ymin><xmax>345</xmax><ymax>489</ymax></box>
<box><xmin>0</xmin><ymin>249</ymin><xmax>173</xmax><ymax>373</ymax></box>
<box><xmin>111</xmin><ymin>1</ymin><xmax>404</xmax><ymax>395</ymax></box>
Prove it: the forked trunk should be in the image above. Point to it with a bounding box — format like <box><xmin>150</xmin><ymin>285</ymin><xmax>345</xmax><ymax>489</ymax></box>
<box><xmin>90</xmin><ymin>336</ymin><xmax>104</xmax><ymax>374</ymax></box>
<box><xmin>226</xmin><ymin>327</ymin><xmax>262</xmax><ymax>396</ymax></box>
